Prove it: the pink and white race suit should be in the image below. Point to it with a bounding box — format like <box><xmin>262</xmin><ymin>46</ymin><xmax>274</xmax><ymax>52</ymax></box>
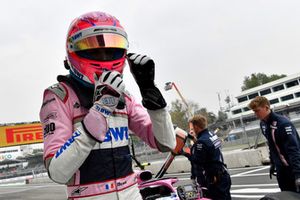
<box><xmin>40</xmin><ymin>80</ymin><xmax>176</xmax><ymax>200</ymax></box>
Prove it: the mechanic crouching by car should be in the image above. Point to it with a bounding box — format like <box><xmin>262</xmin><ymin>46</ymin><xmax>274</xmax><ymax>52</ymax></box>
<box><xmin>183</xmin><ymin>114</ymin><xmax>231</xmax><ymax>200</ymax></box>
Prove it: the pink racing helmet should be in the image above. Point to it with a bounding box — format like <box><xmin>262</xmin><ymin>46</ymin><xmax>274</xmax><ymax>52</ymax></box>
<box><xmin>66</xmin><ymin>11</ymin><xmax>129</xmax><ymax>85</ymax></box>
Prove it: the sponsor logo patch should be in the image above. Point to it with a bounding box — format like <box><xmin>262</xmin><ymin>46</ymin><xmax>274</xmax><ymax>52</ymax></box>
<box><xmin>42</xmin><ymin>112</ymin><xmax>57</xmax><ymax>123</ymax></box>
<box><xmin>70</xmin><ymin>32</ymin><xmax>82</xmax><ymax>42</ymax></box>
<box><xmin>117</xmin><ymin>180</ymin><xmax>127</xmax><ymax>187</ymax></box>
<box><xmin>71</xmin><ymin>186</ymin><xmax>88</xmax><ymax>196</ymax></box>
<box><xmin>42</xmin><ymin>98</ymin><xmax>55</xmax><ymax>108</ymax></box>
<box><xmin>285</xmin><ymin>126</ymin><xmax>293</xmax><ymax>135</ymax></box>
<box><xmin>94</xmin><ymin>104</ymin><xmax>111</xmax><ymax>116</ymax></box>
<box><xmin>101</xmin><ymin>96</ymin><xmax>118</xmax><ymax>107</ymax></box>
<box><xmin>196</xmin><ymin>143</ymin><xmax>203</xmax><ymax>150</ymax></box>
<box><xmin>103</xmin><ymin>126</ymin><xmax>128</xmax><ymax>142</ymax></box>
<box><xmin>43</xmin><ymin>122</ymin><xmax>55</xmax><ymax>138</ymax></box>
<box><xmin>72</xmin><ymin>68</ymin><xmax>84</xmax><ymax>80</ymax></box>
<box><xmin>55</xmin><ymin>131</ymin><xmax>81</xmax><ymax>158</ymax></box>
<box><xmin>262</xmin><ymin>125</ymin><xmax>266</xmax><ymax>135</ymax></box>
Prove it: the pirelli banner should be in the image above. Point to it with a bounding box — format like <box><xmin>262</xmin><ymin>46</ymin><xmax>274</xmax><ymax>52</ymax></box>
<box><xmin>0</xmin><ymin>123</ymin><xmax>43</xmax><ymax>147</ymax></box>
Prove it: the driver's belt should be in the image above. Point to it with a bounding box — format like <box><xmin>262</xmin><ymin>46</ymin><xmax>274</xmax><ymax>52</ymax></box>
<box><xmin>67</xmin><ymin>172</ymin><xmax>137</xmax><ymax>199</ymax></box>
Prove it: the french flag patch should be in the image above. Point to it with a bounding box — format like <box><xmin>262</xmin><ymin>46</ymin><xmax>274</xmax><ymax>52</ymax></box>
<box><xmin>105</xmin><ymin>183</ymin><xmax>115</xmax><ymax>190</ymax></box>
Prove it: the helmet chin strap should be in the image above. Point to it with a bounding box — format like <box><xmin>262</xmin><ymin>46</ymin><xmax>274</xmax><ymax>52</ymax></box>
<box><xmin>69</xmin><ymin>68</ymin><xmax>94</xmax><ymax>88</ymax></box>
<box><xmin>64</xmin><ymin>59</ymin><xmax>70</xmax><ymax>70</ymax></box>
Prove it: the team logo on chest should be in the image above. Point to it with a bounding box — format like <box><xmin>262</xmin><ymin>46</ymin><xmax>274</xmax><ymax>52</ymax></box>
<box><xmin>261</xmin><ymin>125</ymin><xmax>266</xmax><ymax>136</ymax></box>
<box><xmin>103</xmin><ymin>126</ymin><xmax>129</xmax><ymax>142</ymax></box>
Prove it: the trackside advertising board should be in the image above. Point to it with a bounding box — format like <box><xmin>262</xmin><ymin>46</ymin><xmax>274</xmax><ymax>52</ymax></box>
<box><xmin>0</xmin><ymin>123</ymin><xmax>43</xmax><ymax>147</ymax></box>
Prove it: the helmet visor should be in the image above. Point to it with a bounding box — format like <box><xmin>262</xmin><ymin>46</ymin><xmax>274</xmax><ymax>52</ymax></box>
<box><xmin>75</xmin><ymin>48</ymin><xmax>126</xmax><ymax>61</ymax></box>
<box><xmin>70</xmin><ymin>33</ymin><xmax>128</xmax><ymax>52</ymax></box>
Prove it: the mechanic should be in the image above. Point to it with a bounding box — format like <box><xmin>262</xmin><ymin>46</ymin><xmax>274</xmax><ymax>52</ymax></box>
<box><xmin>249</xmin><ymin>96</ymin><xmax>300</xmax><ymax>192</ymax></box>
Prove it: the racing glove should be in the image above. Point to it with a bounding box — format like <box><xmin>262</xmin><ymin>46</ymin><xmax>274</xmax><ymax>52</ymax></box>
<box><xmin>127</xmin><ymin>53</ymin><xmax>166</xmax><ymax>110</ymax></box>
<box><xmin>269</xmin><ymin>163</ymin><xmax>276</xmax><ymax>179</ymax></box>
<box><xmin>83</xmin><ymin>71</ymin><xmax>125</xmax><ymax>142</ymax></box>
<box><xmin>179</xmin><ymin>148</ymin><xmax>191</xmax><ymax>158</ymax></box>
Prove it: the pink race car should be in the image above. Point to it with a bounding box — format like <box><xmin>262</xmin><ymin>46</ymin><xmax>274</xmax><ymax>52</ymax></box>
<box><xmin>134</xmin><ymin>127</ymin><xmax>211</xmax><ymax>200</ymax></box>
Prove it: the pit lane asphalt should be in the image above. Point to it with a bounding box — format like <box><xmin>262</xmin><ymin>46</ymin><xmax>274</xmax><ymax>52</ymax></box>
<box><xmin>0</xmin><ymin>166</ymin><xmax>279</xmax><ymax>200</ymax></box>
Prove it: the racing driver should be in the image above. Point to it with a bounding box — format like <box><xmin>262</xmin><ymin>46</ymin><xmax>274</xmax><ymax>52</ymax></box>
<box><xmin>40</xmin><ymin>11</ymin><xmax>176</xmax><ymax>200</ymax></box>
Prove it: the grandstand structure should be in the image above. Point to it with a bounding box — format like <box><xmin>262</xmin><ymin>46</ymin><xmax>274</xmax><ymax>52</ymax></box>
<box><xmin>0</xmin><ymin>122</ymin><xmax>45</xmax><ymax>180</ymax></box>
<box><xmin>0</xmin><ymin>146</ymin><xmax>45</xmax><ymax>180</ymax></box>
<box><xmin>226</xmin><ymin>72</ymin><xmax>300</xmax><ymax>140</ymax></box>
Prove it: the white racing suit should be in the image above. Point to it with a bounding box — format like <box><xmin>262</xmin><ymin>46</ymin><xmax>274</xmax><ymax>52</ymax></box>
<box><xmin>40</xmin><ymin>79</ymin><xmax>176</xmax><ymax>200</ymax></box>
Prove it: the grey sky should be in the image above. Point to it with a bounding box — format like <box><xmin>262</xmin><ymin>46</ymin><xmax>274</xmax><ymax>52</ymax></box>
<box><xmin>1</xmin><ymin>0</ymin><xmax>300</xmax><ymax>123</ymax></box>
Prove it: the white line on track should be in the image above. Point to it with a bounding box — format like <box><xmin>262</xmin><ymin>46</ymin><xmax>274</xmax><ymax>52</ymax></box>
<box><xmin>231</xmin><ymin>188</ymin><xmax>280</xmax><ymax>199</ymax></box>
<box><xmin>231</xmin><ymin>183</ymin><xmax>278</xmax><ymax>188</ymax></box>
<box><xmin>231</xmin><ymin>194</ymin><xmax>264</xmax><ymax>198</ymax></box>
<box><xmin>228</xmin><ymin>166</ymin><xmax>267</xmax><ymax>171</ymax></box>
<box><xmin>168</xmin><ymin>166</ymin><xmax>267</xmax><ymax>176</ymax></box>
<box><xmin>232</xmin><ymin>172</ymin><xmax>269</xmax><ymax>178</ymax></box>
<box><xmin>231</xmin><ymin>188</ymin><xmax>280</xmax><ymax>194</ymax></box>
<box><xmin>231</xmin><ymin>166</ymin><xmax>269</xmax><ymax>177</ymax></box>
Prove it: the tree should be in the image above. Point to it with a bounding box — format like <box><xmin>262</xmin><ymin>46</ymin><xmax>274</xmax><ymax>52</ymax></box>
<box><xmin>169</xmin><ymin>99</ymin><xmax>189</xmax><ymax>130</ymax></box>
<box><xmin>169</xmin><ymin>100</ymin><xmax>218</xmax><ymax>130</ymax></box>
<box><xmin>217</xmin><ymin>110</ymin><xmax>228</xmax><ymax>122</ymax></box>
<box><xmin>194</xmin><ymin>108</ymin><xmax>216</xmax><ymax>124</ymax></box>
<box><xmin>212</xmin><ymin>111</ymin><xmax>229</xmax><ymax>134</ymax></box>
<box><xmin>169</xmin><ymin>99</ymin><xmax>229</xmax><ymax>137</ymax></box>
<box><xmin>241</xmin><ymin>73</ymin><xmax>286</xmax><ymax>91</ymax></box>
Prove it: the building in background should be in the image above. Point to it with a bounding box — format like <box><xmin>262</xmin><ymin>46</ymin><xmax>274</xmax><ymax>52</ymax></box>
<box><xmin>0</xmin><ymin>146</ymin><xmax>28</xmax><ymax>162</ymax></box>
<box><xmin>226</xmin><ymin>72</ymin><xmax>300</xmax><ymax>143</ymax></box>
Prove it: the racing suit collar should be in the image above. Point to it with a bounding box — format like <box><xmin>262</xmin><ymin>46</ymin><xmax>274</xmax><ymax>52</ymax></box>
<box><xmin>57</xmin><ymin>74</ymin><xmax>94</xmax><ymax>109</ymax></box>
